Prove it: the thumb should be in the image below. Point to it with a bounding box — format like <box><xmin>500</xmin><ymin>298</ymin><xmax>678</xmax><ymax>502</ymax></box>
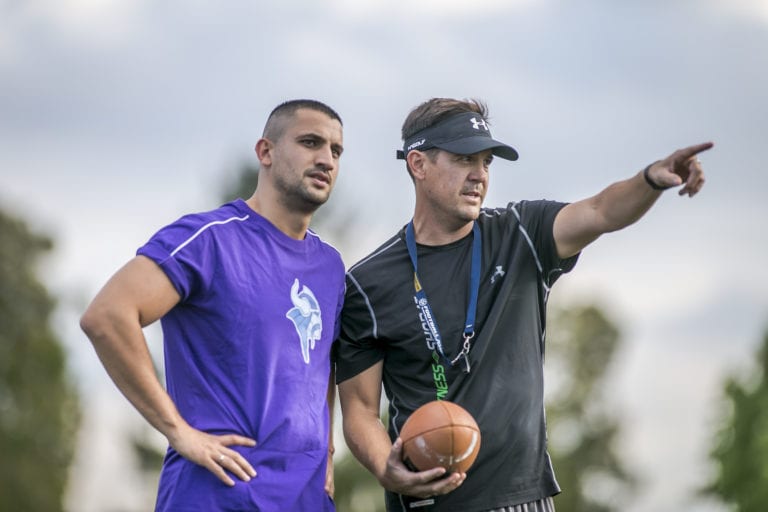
<box><xmin>392</xmin><ymin>437</ymin><xmax>403</xmax><ymax>456</ymax></box>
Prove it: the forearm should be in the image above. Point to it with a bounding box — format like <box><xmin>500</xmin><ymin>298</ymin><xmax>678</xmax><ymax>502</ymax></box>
<box><xmin>81</xmin><ymin>310</ymin><xmax>188</xmax><ymax>442</ymax></box>
<box><xmin>569</xmin><ymin>144</ymin><xmax>709</xmax><ymax>245</ymax></box>
<box><xmin>342</xmin><ymin>409</ymin><xmax>393</xmax><ymax>482</ymax></box>
<box><xmin>591</xmin><ymin>169</ymin><xmax>662</xmax><ymax>233</ymax></box>
<box><xmin>555</xmin><ymin>168</ymin><xmax>662</xmax><ymax>257</ymax></box>
<box><xmin>327</xmin><ymin>365</ymin><xmax>336</xmax><ymax>453</ymax></box>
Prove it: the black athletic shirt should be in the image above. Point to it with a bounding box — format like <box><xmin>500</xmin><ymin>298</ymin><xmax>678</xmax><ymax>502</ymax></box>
<box><xmin>335</xmin><ymin>200</ymin><xmax>579</xmax><ymax>511</ymax></box>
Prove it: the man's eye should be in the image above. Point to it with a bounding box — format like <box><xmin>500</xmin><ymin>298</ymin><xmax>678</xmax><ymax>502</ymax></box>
<box><xmin>302</xmin><ymin>139</ymin><xmax>317</xmax><ymax>147</ymax></box>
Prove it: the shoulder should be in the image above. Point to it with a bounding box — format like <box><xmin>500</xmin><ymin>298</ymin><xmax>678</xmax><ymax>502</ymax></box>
<box><xmin>159</xmin><ymin>201</ymin><xmax>249</xmax><ymax>237</ymax></box>
<box><xmin>480</xmin><ymin>200</ymin><xmax>567</xmax><ymax>229</ymax></box>
<box><xmin>306</xmin><ymin>229</ymin><xmax>345</xmax><ymax>269</ymax></box>
<box><xmin>167</xmin><ymin>201</ymin><xmax>250</xmax><ymax>247</ymax></box>
<box><xmin>481</xmin><ymin>199</ymin><xmax>565</xmax><ymax>218</ymax></box>
<box><xmin>347</xmin><ymin>229</ymin><xmax>406</xmax><ymax>276</ymax></box>
<box><xmin>344</xmin><ymin>229</ymin><xmax>409</xmax><ymax>303</ymax></box>
<box><xmin>141</xmin><ymin>201</ymin><xmax>249</xmax><ymax>254</ymax></box>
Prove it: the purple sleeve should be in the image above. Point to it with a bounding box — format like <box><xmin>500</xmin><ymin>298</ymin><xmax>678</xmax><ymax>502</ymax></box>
<box><xmin>136</xmin><ymin>215</ymin><xmax>212</xmax><ymax>301</ymax></box>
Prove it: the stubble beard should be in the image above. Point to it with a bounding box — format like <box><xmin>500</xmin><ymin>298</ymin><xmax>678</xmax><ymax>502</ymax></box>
<box><xmin>274</xmin><ymin>168</ymin><xmax>331</xmax><ymax>215</ymax></box>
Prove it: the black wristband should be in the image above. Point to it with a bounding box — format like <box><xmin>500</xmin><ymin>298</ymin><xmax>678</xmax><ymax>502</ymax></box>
<box><xmin>643</xmin><ymin>162</ymin><xmax>667</xmax><ymax>191</ymax></box>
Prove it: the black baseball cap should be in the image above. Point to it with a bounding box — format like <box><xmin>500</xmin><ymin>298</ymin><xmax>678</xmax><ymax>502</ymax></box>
<box><xmin>396</xmin><ymin>112</ymin><xmax>518</xmax><ymax>161</ymax></box>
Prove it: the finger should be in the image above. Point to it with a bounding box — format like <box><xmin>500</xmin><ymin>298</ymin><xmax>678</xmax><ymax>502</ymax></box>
<box><xmin>411</xmin><ymin>472</ymin><xmax>465</xmax><ymax>498</ymax></box>
<box><xmin>647</xmin><ymin>161</ymin><xmax>682</xmax><ymax>189</ymax></box>
<box><xmin>219</xmin><ymin>434</ymin><xmax>257</xmax><ymax>447</ymax></box>
<box><xmin>680</xmin><ymin>174</ymin><xmax>706</xmax><ymax>197</ymax></box>
<box><xmin>389</xmin><ymin>438</ymin><xmax>413</xmax><ymax>469</ymax></box>
<box><xmin>208</xmin><ymin>458</ymin><xmax>236</xmax><ymax>487</ymax></box>
<box><xmin>430</xmin><ymin>472</ymin><xmax>465</xmax><ymax>494</ymax></box>
<box><xmin>411</xmin><ymin>467</ymin><xmax>448</xmax><ymax>483</ymax></box>
<box><xmin>673</xmin><ymin>141</ymin><xmax>714</xmax><ymax>161</ymax></box>
<box><xmin>221</xmin><ymin>448</ymin><xmax>257</xmax><ymax>478</ymax></box>
<box><xmin>680</xmin><ymin>158</ymin><xmax>705</xmax><ymax>196</ymax></box>
<box><xmin>391</xmin><ymin>437</ymin><xmax>403</xmax><ymax>456</ymax></box>
<box><xmin>391</xmin><ymin>438</ymin><xmax>446</xmax><ymax>479</ymax></box>
<box><xmin>217</xmin><ymin>453</ymin><xmax>254</xmax><ymax>483</ymax></box>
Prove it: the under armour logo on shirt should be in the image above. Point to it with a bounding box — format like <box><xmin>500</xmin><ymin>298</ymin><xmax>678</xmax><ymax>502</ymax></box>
<box><xmin>470</xmin><ymin>117</ymin><xmax>489</xmax><ymax>131</ymax></box>
<box><xmin>490</xmin><ymin>265</ymin><xmax>506</xmax><ymax>284</ymax></box>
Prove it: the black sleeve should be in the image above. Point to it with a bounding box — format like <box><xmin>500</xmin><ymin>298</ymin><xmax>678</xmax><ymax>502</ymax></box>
<box><xmin>511</xmin><ymin>200</ymin><xmax>579</xmax><ymax>285</ymax></box>
<box><xmin>334</xmin><ymin>272</ymin><xmax>386</xmax><ymax>384</ymax></box>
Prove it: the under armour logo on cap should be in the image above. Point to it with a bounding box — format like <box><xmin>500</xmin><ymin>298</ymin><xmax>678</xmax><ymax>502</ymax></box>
<box><xmin>470</xmin><ymin>117</ymin><xmax>489</xmax><ymax>131</ymax></box>
<box><xmin>396</xmin><ymin>111</ymin><xmax>519</xmax><ymax>161</ymax></box>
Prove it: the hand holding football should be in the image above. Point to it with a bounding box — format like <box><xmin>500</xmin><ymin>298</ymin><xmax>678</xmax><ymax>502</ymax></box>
<box><xmin>399</xmin><ymin>400</ymin><xmax>481</xmax><ymax>473</ymax></box>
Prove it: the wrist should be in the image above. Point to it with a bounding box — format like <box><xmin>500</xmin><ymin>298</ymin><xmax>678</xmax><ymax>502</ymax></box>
<box><xmin>642</xmin><ymin>162</ymin><xmax>668</xmax><ymax>191</ymax></box>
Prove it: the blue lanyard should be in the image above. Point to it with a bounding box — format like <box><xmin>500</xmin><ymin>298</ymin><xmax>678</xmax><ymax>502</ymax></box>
<box><xmin>405</xmin><ymin>220</ymin><xmax>482</xmax><ymax>373</ymax></box>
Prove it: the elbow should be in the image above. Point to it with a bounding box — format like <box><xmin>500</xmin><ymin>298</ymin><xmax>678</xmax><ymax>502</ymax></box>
<box><xmin>79</xmin><ymin>305</ymin><xmax>102</xmax><ymax>343</ymax></box>
<box><xmin>80</xmin><ymin>302</ymin><xmax>115</xmax><ymax>346</ymax></box>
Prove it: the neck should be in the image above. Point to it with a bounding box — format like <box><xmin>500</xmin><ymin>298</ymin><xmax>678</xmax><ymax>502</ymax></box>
<box><xmin>411</xmin><ymin>213</ymin><xmax>474</xmax><ymax>246</ymax></box>
<box><xmin>245</xmin><ymin>192</ymin><xmax>311</xmax><ymax>240</ymax></box>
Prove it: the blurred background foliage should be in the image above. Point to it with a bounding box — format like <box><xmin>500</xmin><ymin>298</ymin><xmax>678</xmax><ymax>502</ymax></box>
<box><xmin>0</xmin><ymin>208</ymin><xmax>80</xmax><ymax>511</ymax></box>
<box><xmin>706</xmin><ymin>330</ymin><xmax>768</xmax><ymax>512</ymax></box>
<box><xmin>545</xmin><ymin>304</ymin><xmax>635</xmax><ymax>511</ymax></box>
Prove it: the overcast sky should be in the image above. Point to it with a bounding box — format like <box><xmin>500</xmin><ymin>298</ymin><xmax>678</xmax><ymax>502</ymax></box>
<box><xmin>2</xmin><ymin>1</ymin><xmax>767</xmax><ymax>510</ymax></box>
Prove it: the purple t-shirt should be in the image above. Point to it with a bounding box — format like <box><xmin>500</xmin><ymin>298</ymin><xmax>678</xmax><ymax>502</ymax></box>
<box><xmin>137</xmin><ymin>199</ymin><xmax>344</xmax><ymax>511</ymax></box>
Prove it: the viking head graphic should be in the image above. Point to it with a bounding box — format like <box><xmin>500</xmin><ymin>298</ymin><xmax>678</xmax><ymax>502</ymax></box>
<box><xmin>286</xmin><ymin>278</ymin><xmax>323</xmax><ymax>364</ymax></box>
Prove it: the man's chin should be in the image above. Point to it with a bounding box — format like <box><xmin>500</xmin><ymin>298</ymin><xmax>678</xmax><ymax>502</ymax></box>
<box><xmin>461</xmin><ymin>207</ymin><xmax>482</xmax><ymax>222</ymax></box>
<box><xmin>301</xmin><ymin>192</ymin><xmax>332</xmax><ymax>213</ymax></box>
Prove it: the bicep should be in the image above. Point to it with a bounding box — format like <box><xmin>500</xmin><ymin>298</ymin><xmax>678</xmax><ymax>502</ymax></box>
<box><xmin>85</xmin><ymin>255</ymin><xmax>181</xmax><ymax>329</ymax></box>
<box><xmin>338</xmin><ymin>361</ymin><xmax>384</xmax><ymax>419</ymax></box>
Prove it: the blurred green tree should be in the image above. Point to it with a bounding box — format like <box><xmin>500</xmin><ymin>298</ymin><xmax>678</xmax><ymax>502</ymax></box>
<box><xmin>220</xmin><ymin>161</ymin><xmax>260</xmax><ymax>205</ymax></box>
<box><xmin>0</xmin><ymin>208</ymin><xmax>80</xmax><ymax>511</ymax></box>
<box><xmin>334</xmin><ymin>448</ymin><xmax>386</xmax><ymax>512</ymax></box>
<box><xmin>706</xmin><ymin>328</ymin><xmax>768</xmax><ymax>511</ymax></box>
<box><xmin>545</xmin><ymin>304</ymin><xmax>635</xmax><ymax>511</ymax></box>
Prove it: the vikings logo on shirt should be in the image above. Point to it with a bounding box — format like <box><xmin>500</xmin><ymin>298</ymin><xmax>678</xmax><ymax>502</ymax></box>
<box><xmin>286</xmin><ymin>278</ymin><xmax>323</xmax><ymax>364</ymax></box>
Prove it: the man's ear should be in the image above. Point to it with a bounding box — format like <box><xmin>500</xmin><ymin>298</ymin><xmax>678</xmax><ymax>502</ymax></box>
<box><xmin>407</xmin><ymin>150</ymin><xmax>429</xmax><ymax>181</ymax></box>
<box><xmin>255</xmin><ymin>138</ymin><xmax>274</xmax><ymax>167</ymax></box>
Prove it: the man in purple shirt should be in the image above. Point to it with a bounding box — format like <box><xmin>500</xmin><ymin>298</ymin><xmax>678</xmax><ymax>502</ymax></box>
<box><xmin>81</xmin><ymin>99</ymin><xmax>346</xmax><ymax>511</ymax></box>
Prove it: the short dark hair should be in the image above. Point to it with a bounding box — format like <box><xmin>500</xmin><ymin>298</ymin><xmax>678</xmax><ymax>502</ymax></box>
<box><xmin>399</xmin><ymin>98</ymin><xmax>488</xmax><ymax>179</ymax></box>
<box><xmin>401</xmin><ymin>98</ymin><xmax>488</xmax><ymax>140</ymax></box>
<box><xmin>263</xmin><ymin>99</ymin><xmax>343</xmax><ymax>140</ymax></box>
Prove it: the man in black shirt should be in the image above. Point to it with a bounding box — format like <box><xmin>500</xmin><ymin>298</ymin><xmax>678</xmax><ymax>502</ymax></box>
<box><xmin>335</xmin><ymin>97</ymin><xmax>710</xmax><ymax>511</ymax></box>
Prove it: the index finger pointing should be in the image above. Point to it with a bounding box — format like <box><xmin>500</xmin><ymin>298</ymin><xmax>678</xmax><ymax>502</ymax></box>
<box><xmin>676</xmin><ymin>141</ymin><xmax>714</xmax><ymax>160</ymax></box>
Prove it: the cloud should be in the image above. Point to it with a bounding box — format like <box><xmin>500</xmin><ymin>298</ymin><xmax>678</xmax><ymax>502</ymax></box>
<box><xmin>706</xmin><ymin>0</ymin><xmax>768</xmax><ymax>24</ymax></box>
<box><xmin>328</xmin><ymin>0</ymin><xmax>537</xmax><ymax>20</ymax></box>
<box><xmin>3</xmin><ymin>0</ymin><xmax>149</xmax><ymax>49</ymax></box>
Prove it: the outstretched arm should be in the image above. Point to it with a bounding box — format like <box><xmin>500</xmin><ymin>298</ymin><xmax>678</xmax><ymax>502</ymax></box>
<box><xmin>338</xmin><ymin>362</ymin><xmax>465</xmax><ymax>499</ymax></box>
<box><xmin>80</xmin><ymin>256</ymin><xmax>257</xmax><ymax>486</ymax></box>
<box><xmin>554</xmin><ymin>142</ymin><xmax>712</xmax><ymax>258</ymax></box>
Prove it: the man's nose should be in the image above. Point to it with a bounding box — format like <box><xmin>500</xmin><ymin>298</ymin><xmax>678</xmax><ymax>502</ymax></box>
<box><xmin>314</xmin><ymin>147</ymin><xmax>335</xmax><ymax>171</ymax></box>
<box><xmin>468</xmin><ymin>162</ymin><xmax>488</xmax><ymax>180</ymax></box>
